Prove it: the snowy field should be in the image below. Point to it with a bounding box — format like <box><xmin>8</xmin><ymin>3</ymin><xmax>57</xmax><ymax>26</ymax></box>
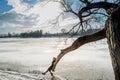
<box><xmin>0</xmin><ymin>38</ymin><xmax>115</xmax><ymax>80</ymax></box>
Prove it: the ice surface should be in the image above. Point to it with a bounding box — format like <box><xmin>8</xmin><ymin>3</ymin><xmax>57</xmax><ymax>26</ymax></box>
<box><xmin>0</xmin><ymin>38</ymin><xmax>115</xmax><ymax>80</ymax></box>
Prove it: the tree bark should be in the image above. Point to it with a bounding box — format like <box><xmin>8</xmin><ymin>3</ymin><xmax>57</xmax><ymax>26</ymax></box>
<box><xmin>106</xmin><ymin>7</ymin><xmax>120</xmax><ymax>80</ymax></box>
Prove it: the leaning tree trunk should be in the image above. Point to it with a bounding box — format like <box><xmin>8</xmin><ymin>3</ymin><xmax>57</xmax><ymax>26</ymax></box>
<box><xmin>106</xmin><ymin>7</ymin><xmax>120</xmax><ymax>80</ymax></box>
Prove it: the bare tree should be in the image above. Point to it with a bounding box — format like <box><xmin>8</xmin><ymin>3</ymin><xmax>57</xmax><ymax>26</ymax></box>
<box><xmin>43</xmin><ymin>0</ymin><xmax>120</xmax><ymax>80</ymax></box>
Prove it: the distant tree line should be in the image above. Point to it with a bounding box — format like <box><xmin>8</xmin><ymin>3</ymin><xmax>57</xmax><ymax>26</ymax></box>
<box><xmin>0</xmin><ymin>29</ymin><xmax>101</xmax><ymax>38</ymax></box>
<box><xmin>20</xmin><ymin>30</ymin><xmax>43</xmax><ymax>38</ymax></box>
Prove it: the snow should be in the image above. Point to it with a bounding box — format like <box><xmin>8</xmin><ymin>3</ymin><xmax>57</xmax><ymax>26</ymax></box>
<box><xmin>0</xmin><ymin>38</ymin><xmax>115</xmax><ymax>80</ymax></box>
<box><xmin>0</xmin><ymin>69</ymin><xmax>64</xmax><ymax>80</ymax></box>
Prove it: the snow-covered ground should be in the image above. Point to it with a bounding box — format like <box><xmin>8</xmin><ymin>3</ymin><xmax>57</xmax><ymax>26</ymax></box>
<box><xmin>0</xmin><ymin>38</ymin><xmax>115</xmax><ymax>80</ymax></box>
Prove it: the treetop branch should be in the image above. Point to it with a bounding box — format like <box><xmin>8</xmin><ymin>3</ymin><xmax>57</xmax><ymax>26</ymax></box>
<box><xmin>78</xmin><ymin>2</ymin><xmax>118</xmax><ymax>19</ymax></box>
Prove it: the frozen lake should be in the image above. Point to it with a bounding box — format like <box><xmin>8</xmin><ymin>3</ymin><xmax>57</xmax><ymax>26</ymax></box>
<box><xmin>0</xmin><ymin>38</ymin><xmax>115</xmax><ymax>80</ymax></box>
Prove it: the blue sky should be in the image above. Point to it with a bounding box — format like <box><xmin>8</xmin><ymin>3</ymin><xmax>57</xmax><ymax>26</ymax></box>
<box><xmin>0</xmin><ymin>0</ymin><xmax>12</xmax><ymax>15</ymax></box>
<box><xmin>0</xmin><ymin>0</ymin><xmax>37</xmax><ymax>15</ymax></box>
<box><xmin>22</xmin><ymin>0</ymin><xmax>37</xmax><ymax>4</ymax></box>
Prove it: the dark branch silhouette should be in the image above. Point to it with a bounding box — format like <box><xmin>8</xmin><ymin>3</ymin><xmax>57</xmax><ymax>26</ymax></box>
<box><xmin>42</xmin><ymin>57</ymin><xmax>56</xmax><ymax>76</ymax></box>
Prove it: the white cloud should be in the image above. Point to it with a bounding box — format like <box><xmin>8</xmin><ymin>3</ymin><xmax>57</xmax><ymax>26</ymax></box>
<box><xmin>2</xmin><ymin>22</ymin><xmax>23</xmax><ymax>28</ymax></box>
<box><xmin>23</xmin><ymin>1</ymin><xmax>62</xmax><ymax>27</ymax></box>
<box><xmin>7</xmin><ymin>0</ymin><xmax>28</xmax><ymax>13</ymax></box>
<box><xmin>59</xmin><ymin>18</ymin><xmax>79</xmax><ymax>27</ymax></box>
<box><xmin>1</xmin><ymin>0</ymin><xmax>80</xmax><ymax>34</ymax></box>
<box><xmin>7</xmin><ymin>0</ymin><xmax>62</xmax><ymax>25</ymax></box>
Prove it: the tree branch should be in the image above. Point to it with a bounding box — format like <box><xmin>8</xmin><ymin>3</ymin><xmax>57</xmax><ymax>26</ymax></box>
<box><xmin>78</xmin><ymin>2</ymin><xmax>118</xmax><ymax>19</ymax></box>
<box><xmin>80</xmin><ymin>0</ymin><xmax>91</xmax><ymax>5</ymax></box>
<box><xmin>43</xmin><ymin>28</ymin><xmax>106</xmax><ymax>74</ymax></box>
